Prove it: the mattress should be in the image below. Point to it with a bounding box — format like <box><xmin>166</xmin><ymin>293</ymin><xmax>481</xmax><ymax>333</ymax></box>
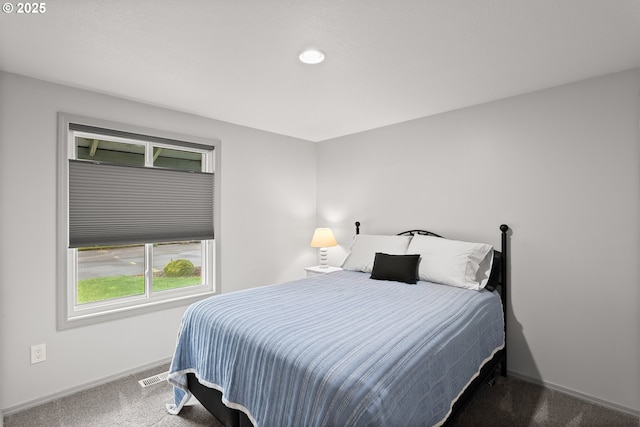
<box><xmin>167</xmin><ymin>270</ymin><xmax>504</xmax><ymax>426</ymax></box>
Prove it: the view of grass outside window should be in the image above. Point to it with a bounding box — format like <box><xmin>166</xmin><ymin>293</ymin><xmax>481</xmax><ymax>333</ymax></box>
<box><xmin>152</xmin><ymin>241</ymin><xmax>202</xmax><ymax>291</ymax></box>
<box><xmin>77</xmin><ymin>244</ymin><xmax>145</xmax><ymax>304</ymax></box>
<box><xmin>77</xmin><ymin>241</ymin><xmax>202</xmax><ymax>304</ymax></box>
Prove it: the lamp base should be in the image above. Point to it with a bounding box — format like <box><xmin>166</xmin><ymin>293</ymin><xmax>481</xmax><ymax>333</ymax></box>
<box><xmin>318</xmin><ymin>247</ymin><xmax>329</xmax><ymax>268</ymax></box>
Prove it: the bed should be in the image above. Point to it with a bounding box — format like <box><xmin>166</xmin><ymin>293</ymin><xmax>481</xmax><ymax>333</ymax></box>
<box><xmin>167</xmin><ymin>223</ymin><xmax>509</xmax><ymax>426</ymax></box>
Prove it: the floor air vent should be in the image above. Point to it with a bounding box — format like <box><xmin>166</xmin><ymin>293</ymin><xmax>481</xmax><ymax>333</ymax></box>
<box><xmin>138</xmin><ymin>371</ymin><xmax>169</xmax><ymax>387</ymax></box>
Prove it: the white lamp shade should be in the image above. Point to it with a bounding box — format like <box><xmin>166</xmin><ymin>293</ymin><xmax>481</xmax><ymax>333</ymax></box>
<box><xmin>310</xmin><ymin>228</ymin><xmax>337</xmax><ymax>248</ymax></box>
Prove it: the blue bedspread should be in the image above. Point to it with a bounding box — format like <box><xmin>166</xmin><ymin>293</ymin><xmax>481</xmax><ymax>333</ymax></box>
<box><xmin>167</xmin><ymin>270</ymin><xmax>504</xmax><ymax>426</ymax></box>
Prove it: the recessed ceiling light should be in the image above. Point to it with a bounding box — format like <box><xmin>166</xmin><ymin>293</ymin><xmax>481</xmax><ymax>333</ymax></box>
<box><xmin>299</xmin><ymin>48</ymin><xmax>326</xmax><ymax>65</ymax></box>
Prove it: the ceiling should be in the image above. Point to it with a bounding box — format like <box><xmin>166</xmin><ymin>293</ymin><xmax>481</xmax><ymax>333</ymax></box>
<box><xmin>1</xmin><ymin>0</ymin><xmax>639</xmax><ymax>142</ymax></box>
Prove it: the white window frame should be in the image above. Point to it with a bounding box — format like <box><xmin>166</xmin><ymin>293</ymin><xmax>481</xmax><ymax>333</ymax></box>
<box><xmin>57</xmin><ymin>113</ymin><xmax>221</xmax><ymax>330</ymax></box>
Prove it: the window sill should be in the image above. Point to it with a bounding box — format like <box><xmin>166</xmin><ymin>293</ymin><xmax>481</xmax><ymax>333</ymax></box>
<box><xmin>58</xmin><ymin>290</ymin><xmax>216</xmax><ymax>330</ymax></box>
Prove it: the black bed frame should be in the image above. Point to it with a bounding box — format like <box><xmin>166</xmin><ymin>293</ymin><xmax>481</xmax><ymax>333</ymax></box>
<box><xmin>186</xmin><ymin>222</ymin><xmax>510</xmax><ymax>427</ymax></box>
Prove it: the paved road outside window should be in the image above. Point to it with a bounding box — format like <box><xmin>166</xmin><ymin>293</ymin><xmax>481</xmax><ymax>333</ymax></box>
<box><xmin>77</xmin><ymin>243</ymin><xmax>201</xmax><ymax>279</ymax></box>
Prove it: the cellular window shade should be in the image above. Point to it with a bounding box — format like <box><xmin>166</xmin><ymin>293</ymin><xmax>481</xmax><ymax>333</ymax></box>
<box><xmin>69</xmin><ymin>160</ymin><xmax>214</xmax><ymax>248</ymax></box>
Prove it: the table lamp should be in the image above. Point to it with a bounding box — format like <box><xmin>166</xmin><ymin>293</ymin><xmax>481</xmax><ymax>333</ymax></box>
<box><xmin>310</xmin><ymin>228</ymin><xmax>337</xmax><ymax>268</ymax></box>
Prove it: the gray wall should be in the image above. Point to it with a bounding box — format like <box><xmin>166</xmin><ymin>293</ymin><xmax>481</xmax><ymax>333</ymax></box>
<box><xmin>0</xmin><ymin>72</ymin><xmax>317</xmax><ymax>411</ymax></box>
<box><xmin>317</xmin><ymin>69</ymin><xmax>640</xmax><ymax>413</ymax></box>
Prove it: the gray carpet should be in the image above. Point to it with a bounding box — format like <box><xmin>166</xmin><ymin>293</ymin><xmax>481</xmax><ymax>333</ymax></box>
<box><xmin>4</xmin><ymin>364</ymin><xmax>638</xmax><ymax>426</ymax></box>
<box><xmin>4</xmin><ymin>365</ymin><xmax>220</xmax><ymax>427</ymax></box>
<box><xmin>448</xmin><ymin>376</ymin><xmax>639</xmax><ymax>427</ymax></box>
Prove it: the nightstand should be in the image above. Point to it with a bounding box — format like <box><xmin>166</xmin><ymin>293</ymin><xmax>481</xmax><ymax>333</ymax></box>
<box><xmin>304</xmin><ymin>265</ymin><xmax>342</xmax><ymax>278</ymax></box>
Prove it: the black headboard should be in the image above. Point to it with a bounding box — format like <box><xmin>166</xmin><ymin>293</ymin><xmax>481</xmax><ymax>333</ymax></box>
<box><xmin>397</xmin><ymin>229</ymin><xmax>443</xmax><ymax>238</ymax></box>
<box><xmin>354</xmin><ymin>221</ymin><xmax>443</xmax><ymax>238</ymax></box>
<box><xmin>353</xmin><ymin>221</ymin><xmax>508</xmax><ymax>254</ymax></box>
<box><xmin>355</xmin><ymin>221</ymin><xmax>442</xmax><ymax>239</ymax></box>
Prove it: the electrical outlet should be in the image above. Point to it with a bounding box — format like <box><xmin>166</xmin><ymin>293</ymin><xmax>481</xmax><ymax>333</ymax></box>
<box><xmin>31</xmin><ymin>343</ymin><xmax>46</xmax><ymax>364</ymax></box>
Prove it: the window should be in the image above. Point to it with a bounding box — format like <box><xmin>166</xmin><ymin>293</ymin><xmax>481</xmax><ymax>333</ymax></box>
<box><xmin>57</xmin><ymin>113</ymin><xmax>220</xmax><ymax>329</ymax></box>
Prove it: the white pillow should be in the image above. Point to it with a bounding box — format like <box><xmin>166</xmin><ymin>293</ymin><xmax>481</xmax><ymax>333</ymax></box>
<box><xmin>407</xmin><ymin>235</ymin><xmax>493</xmax><ymax>290</ymax></box>
<box><xmin>341</xmin><ymin>234</ymin><xmax>412</xmax><ymax>273</ymax></box>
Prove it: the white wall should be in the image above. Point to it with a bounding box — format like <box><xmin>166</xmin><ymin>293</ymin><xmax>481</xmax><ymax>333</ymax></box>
<box><xmin>317</xmin><ymin>69</ymin><xmax>640</xmax><ymax>413</ymax></box>
<box><xmin>0</xmin><ymin>72</ymin><xmax>317</xmax><ymax>412</ymax></box>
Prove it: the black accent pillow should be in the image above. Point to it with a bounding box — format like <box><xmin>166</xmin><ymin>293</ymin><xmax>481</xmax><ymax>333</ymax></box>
<box><xmin>370</xmin><ymin>253</ymin><xmax>421</xmax><ymax>284</ymax></box>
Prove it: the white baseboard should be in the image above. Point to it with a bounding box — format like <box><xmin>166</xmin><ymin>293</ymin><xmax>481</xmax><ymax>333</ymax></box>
<box><xmin>2</xmin><ymin>357</ymin><xmax>172</xmax><ymax>417</ymax></box>
<box><xmin>507</xmin><ymin>370</ymin><xmax>640</xmax><ymax>418</ymax></box>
